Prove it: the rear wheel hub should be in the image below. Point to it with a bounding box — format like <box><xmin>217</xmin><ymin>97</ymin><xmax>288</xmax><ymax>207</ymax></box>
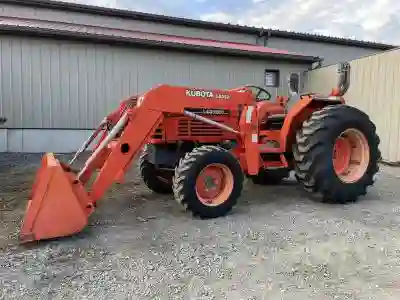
<box><xmin>332</xmin><ymin>128</ymin><xmax>370</xmax><ymax>183</ymax></box>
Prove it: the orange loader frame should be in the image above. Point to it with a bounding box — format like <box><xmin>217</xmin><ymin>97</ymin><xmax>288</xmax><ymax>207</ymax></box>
<box><xmin>20</xmin><ymin>81</ymin><xmax>347</xmax><ymax>243</ymax></box>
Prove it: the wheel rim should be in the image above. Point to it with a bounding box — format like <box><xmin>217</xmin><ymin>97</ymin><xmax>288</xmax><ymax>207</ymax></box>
<box><xmin>332</xmin><ymin>128</ymin><xmax>370</xmax><ymax>183</ymax></box>
<box><xmin>195</xmin><ymin>163</ymin><xmax>234</xmax><ymax>206</ymax></box>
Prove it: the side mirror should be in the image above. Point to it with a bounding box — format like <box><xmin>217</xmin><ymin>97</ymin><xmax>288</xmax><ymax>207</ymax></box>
<box><xmin>288</xmin><ymin>73</ymin><xmax>300</xmax><ymax>96</ymax></box>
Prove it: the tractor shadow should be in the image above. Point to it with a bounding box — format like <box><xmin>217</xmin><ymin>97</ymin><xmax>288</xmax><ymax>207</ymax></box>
<box><xmin>85</xmin><ymin>170</ymin><xmax>385</xmax><ymax>228</ymax></box>
<box><xmin>232</xmin><ymin>173</ymin><xmax>384</xmax><ymax>216</ymax></box>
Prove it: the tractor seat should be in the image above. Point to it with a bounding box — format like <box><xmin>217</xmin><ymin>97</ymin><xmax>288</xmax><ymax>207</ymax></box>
<box><xmin>260</xmin><ymin>114</ymin><xmax>286</xmax><ymax>128</ymax></box>
<box><xmin>257</xmin><ymin>102</ymin><xmax>285</xmax><ymax>124</ymax></box>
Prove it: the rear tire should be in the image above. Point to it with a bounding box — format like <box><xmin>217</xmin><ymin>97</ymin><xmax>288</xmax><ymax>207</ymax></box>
<box><xmin>139</xmin><ymin>145</ymin><xmax>173</xmax><ymax>194</ymax></box>
<box><xmin>172</xmin><ymin>145</ymin><xmax>244</xmax><ymax>219</ymax></box>
<box><xmin>293</xmin><ymin>105</ymin><xmax>380</xmax><ymax>203</ymax></box>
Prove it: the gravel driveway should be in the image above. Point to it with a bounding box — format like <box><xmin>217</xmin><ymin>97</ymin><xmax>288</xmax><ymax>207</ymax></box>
<box><xmin>1</xmin><ymin>153</ymin><xmax>400</xmax><ymax>299</ymax></box>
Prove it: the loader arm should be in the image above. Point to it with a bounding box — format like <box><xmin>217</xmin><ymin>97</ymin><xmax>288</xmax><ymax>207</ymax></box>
<box><xmin>84</xmin><ymin>85</ymin><xmax>256</xmax><ymax>203</ymax></box>
<box><xmin>87</xmin><ymin>108</ymin><xmax>163</xmax><ymax>202</ymax></box>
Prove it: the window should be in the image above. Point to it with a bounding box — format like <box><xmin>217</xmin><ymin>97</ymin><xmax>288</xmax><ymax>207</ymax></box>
<box><xmin>265</xmin><ymin>69</ymin><xmax>280</xmax><ymax>87</ymax></box>
<box><xmin>288</xmin><ymin>72</ymin><xmax>300</xmax><ymax>95</ymax></box>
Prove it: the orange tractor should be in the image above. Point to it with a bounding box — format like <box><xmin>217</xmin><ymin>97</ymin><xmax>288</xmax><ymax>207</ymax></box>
<box><xmin>19</xmin><ymin>62</ymin><xmax>380</xmax><ymax>243</ymax></box>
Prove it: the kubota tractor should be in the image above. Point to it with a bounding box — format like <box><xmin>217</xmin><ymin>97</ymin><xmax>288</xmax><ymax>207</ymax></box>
<box><xmin>19</xmin><ymin>62</ymin><xmax>380</xmax><ymax>243</ymax></box>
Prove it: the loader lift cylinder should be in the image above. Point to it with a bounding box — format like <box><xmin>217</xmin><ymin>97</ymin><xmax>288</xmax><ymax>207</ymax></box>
<box><xmin>69</xmin><ymin>118</ymin><xmax>108</xmax><ymax>165</ymax></box>
<box><xmin>77</xmin><ymin>112</ymin><xmax>129</xmax><ymax>181</ymax></box>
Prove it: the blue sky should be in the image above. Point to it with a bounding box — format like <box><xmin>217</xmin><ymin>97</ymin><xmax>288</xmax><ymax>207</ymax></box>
<box><xmin>63</xmin><ymin>0</ymin><xmax>400</xmax><ymax>45</ymax></box>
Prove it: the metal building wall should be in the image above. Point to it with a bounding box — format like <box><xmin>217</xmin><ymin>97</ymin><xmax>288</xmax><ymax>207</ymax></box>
<box><xmin>0</xmin><ymin>35</ymin><xmax>310</xmax><ymax>152</ymax></box>
<box><xmin>266</xmin><ymin>38</ymin><xmax>380</xmax><ymax>66</ymax></box>
<box><xmin>304</xmin><ymin>48</ymin><xmax>400</xmax><ymax>163</ymax></box>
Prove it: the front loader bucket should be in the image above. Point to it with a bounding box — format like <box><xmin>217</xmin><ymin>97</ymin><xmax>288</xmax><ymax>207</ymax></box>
<box><xmin>20</xmin><ymin>153</ymin><xmax>93</xmax><ymax>243</ymax></box>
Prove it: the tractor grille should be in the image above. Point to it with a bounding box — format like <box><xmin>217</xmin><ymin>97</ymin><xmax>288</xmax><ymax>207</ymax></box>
<box><xmin>178</xmin><ymin>119</ymin><xmax>223</xmax><ymax>137</ymax></box>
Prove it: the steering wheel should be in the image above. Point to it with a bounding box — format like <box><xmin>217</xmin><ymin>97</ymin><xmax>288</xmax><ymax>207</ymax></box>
<box><xmin>243</xmin><ymin>84</ymin><xmax>272</xmax><ymax>102</ymax></box>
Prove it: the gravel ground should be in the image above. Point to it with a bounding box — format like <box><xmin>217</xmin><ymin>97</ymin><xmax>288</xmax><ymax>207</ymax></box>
<box><xmin>1</xmin><ymin>153</ymin><xmax>400</xmax><ymax>299</ymax></box>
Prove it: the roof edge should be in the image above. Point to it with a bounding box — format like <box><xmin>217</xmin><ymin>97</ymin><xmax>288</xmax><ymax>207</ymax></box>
<box><xmin>0</xmin><ymin>24</ymin><xmax>319</xmax><ymax>63</ymax></box>
<box><xmin>2</xmin><ymin>0</ymin><xmax>396</xmax><ymax>50</ymax></box>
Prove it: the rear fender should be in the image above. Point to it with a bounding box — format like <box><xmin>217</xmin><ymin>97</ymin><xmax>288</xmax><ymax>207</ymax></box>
<box><xmin>280</xmin><ymin>95</ymin><xmax>344</xmax><ymax>152</ymax></box>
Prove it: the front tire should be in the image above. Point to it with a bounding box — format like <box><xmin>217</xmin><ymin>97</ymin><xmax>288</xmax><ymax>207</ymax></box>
<box><xmin>293</xmin><ymin>105</ymin><xmax>380</xmax><ymax>203</ymax></box>
<box><xmin>172</xmin><ymin>145</ymin><xmax>244</xmax><ymax>219</ymax></box>
<box><xmin>139</xmin><ymin>145</ymin><xmax>173</xmax><ymax>194</ymax></box>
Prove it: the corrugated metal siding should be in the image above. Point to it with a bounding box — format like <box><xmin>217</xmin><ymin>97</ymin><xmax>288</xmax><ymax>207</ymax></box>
<box><xmin>304</xmin><ymin>48</ymin><xmax>400</xmax><ymax>163</ymax></box>
<box><xmin>267</xmin><ymin>37</ymin><xmax>381</xmax><ymax>66</ymax></box>
<box><xmin>0</xmin><ymin>3</ymin><xmax>257</xmax><ymax>44</ymax></box>
<box><xmin>0</xmin><ymin>35</ymin><xmax>310</xmax><ymax>130</ymax></box>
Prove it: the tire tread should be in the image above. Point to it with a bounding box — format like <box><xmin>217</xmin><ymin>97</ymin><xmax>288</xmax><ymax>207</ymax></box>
<box><xmin>172</xmin><ymin>145</ymin><xmax>243</xmax><ymax>218</ymax></box>
<box><xmin>293</xmin><ymin>104</ymin><xmax>380</xmax><ymax>203</ymax></box>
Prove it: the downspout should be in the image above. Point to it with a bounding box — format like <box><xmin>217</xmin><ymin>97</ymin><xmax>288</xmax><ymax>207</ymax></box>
<box><xmin>256</xmin><ymin>28</ymin><xmax>270</xmax><ymax>46</ymax></box>
<box><xmin>263</xmin><ymin>29</ymin><xmax>271</xmax><ymax>46</ymax></box>
<box><xmin>256</xmin><ymin>28</ymin><xmax>264</xmax><ymax>45</ymax></box>
<box><xmin>265</xmin><ymin>30</ymin><xmax>271</xmax><ymax>46</ymax></box>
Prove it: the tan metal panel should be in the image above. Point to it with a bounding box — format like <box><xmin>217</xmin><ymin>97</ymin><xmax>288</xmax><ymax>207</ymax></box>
<box><xmin>305</xmin><ymin>48</ymin><xmax>400</xmax><ymax>163</ymax></box>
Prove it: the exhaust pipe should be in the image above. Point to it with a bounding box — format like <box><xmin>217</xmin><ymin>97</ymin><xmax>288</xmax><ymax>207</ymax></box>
<box><xmin>335</xmin><ymin>61</ymin><xmax>350</xmax><ymax>96</ymax></box>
